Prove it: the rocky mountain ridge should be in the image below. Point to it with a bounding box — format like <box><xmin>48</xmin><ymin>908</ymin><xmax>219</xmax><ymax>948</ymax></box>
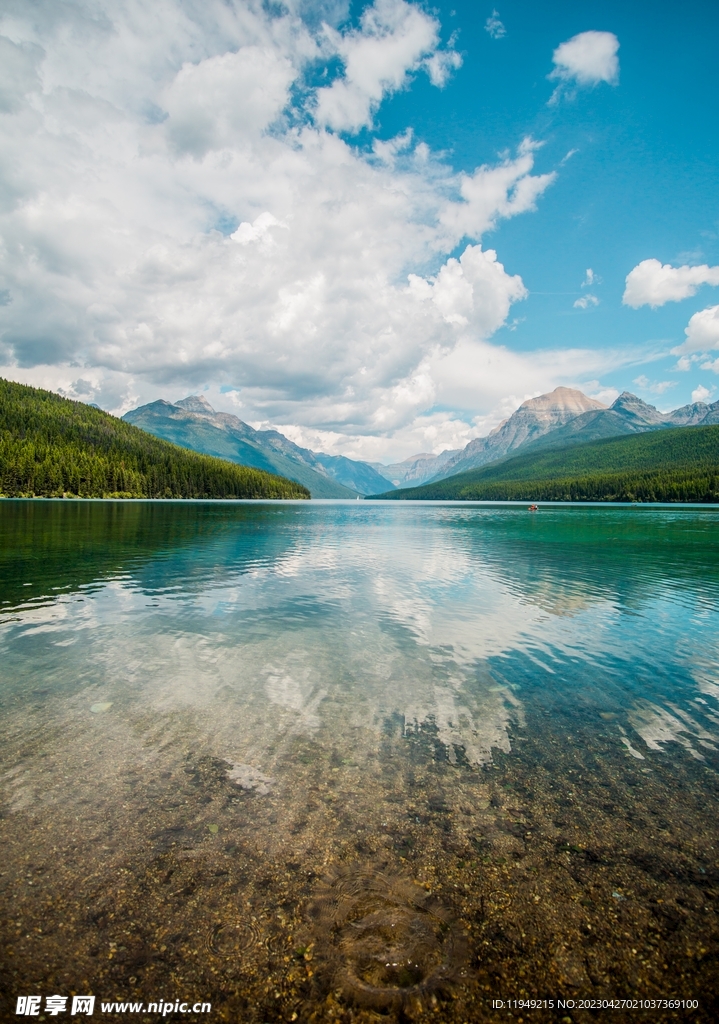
<box><xmin>423</xmin><ymin>388</ymin><xmax>719</xmax><ymax>485</ymax></box>
<box><xmin>123</xmin><ymin>397</ymin><xmax>394</xmax><ymax>497</ymax></box>
<box><xmin>369</xmin><ymin>449</ymin><xmax>461</xmax><ymax>488</ymax></box>
<box><xmin>124</xmin><ymin>387</ymin><xmax>719</xmax><ymax>497</ymax></box>
<box><xmin>430</xmin><ymin>387</ymin><xmax>606</xmax><ymax>482</ymax></box>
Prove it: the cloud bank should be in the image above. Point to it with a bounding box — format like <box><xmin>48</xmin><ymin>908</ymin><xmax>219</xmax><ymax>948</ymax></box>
<box><xmin>0</xmin><ymin>0</ymin><xmax>622</xmax><ymax>460</ymax></box>
<box><xmin>625</xmin><ymin>259</ymin><xmax>719</xmax><ymax>375</ymax></box>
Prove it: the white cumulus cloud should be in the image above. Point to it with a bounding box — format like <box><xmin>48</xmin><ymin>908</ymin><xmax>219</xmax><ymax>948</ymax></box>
<box><xmin>549</xmin><ymin>30</ymin><xmax>619</xmax><ymax>103</ymax></box>
<box><xmin>314</xmin><ymin>0</ymin><xmax>460</xmax><ymax>132</ymax></box>
<box><xmin>230</xmin><ymin>212</ymin><xmax>288</xmax><ymax>247</ymax></box>
<box><xmin>623</xmin><ymin>259</ymin><xmax>719</xmax><ymax>308</ymax></box>
<box><xmin>0</xmin><ymin>0</ymin><xmax>625</xmax><ymax>461</ymax></box>
<box><xmin>673</xmin><ymin>305</ymin><xmax>719</xmax><ymax>355</ymax></box>
<box><xmin>424</xmin><ymin>48</ymin><xmax>463</xmax><ymax>88</ymax></box>
<box><xmin>408</xmin><ymin>245</ymin><xmax>527</xmax><ymax>331</ymax></box>
<box><xmin>162</xmin><ymin>47</ymin><xmax>295</xmax><ymax>157</ymax></box>
<box><xmin>574</xmin><ymin>294</ymin><xmax>599</xmax><ymax>309</ymax></box>
<box><xmin>439</xmin><ymin>138</ymin><xmax>556</xmax><ymax>240</ymax></box>
<box><xmin>692</xmin><ymin>384</ymin><xmax>714</xmax><ymax>403</ymax></box>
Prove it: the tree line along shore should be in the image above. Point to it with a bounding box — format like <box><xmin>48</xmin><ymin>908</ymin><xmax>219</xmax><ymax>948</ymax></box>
<box><xmin>0</xmin><ymin>379</ymin><xmax>309</xmax><ymax>500</ymax></box>
<box><xmin>4</xmin><ymin>377</ymin><xmax>719</xmax><ymax>504</ymax></box>
<box><xmin>371</xmin><ymin>424</ymin><xmax>719</xmax><ymax>503</ymax></box>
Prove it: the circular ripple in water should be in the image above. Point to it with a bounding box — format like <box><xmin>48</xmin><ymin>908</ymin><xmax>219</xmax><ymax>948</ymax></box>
<box><xmin>308</xmin><ymin>864</ymin><xmax>467</xmax><ymax>1012</ymax></box>
<box><xmin>206</xmin><ymin>919</ymin><xmax>261</xmax><ymax>960</ymax></box>
<box><xmin>485</xmin><ymin>889</ymin><xmax>512</xmax><ymax>912</ymax></box>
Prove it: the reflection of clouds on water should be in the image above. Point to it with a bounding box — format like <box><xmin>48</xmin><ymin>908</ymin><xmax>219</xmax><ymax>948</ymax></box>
<box><xmin>265</xmin><ymin>665</ymin><xmax>326</xmax><ymax>737</ymax></box>
<box><xmin>4</xmin><ymin>504</ymin><xmax>719</xmax><ymax>780</ymax></box>
<box><xmin>687</xmin><ymin>660</ymin><xmax>719</xmax><ymax>712</ymax></box>
<box><xmin>628</xmin><ymin>700</ymin><xmax>718</xmax><ymax>761</ymax></box>
<box><xmin>7</xmin><ymin>588</ymin><xmax>98</xmax><ymax>637</ymax></box>
<box><xmin>700</xmin><ymin>685</ymin><xmax>719</xmax><ymax>708</ymax></box>
<box><xmin>0</xmin><ymin>526</ymin><xmax>649</xmax><ymax>774</ymax></box>
<box><xmin>404</xmin><ymin>683</ymin><xmax>525</xmax><ymax>766</ymax></box>
<box><xmin>265</xmin><ymin>667</ymin><xmax>311</xmax><ymax>711</ymax></box>
<box><xmin>370</xmin><ymin>556</ymin><xmax>542</xmax><ymax>667</ymax></box>
<box><xmin>617</xmin><ymin>726</ymin><xmax>645</xmax><ymax>760</ymax></box>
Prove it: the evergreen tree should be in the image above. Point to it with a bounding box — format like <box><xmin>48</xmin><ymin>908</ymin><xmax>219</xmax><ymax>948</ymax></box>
<box><xmin>0</xmin><ymin>379</ymin><xmax>310</xmax><ymax>500</ymax></box>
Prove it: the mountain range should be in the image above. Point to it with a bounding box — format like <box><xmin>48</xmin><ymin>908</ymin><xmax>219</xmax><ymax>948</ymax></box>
<box><xmin>123</xmin><ymin>396</ymin><xmax>392</xmax><ymax>498</ymax></box>
<box><xmin>123</xmin><ymin>388</ymin><xmax>719</xmax><ymax>498</ymax></box>
<box><xmin>373</xmin><ymin>423</ymin><xmax>719</xmax><ymax>503</ymax></box>
<box><xmin>420</xmin><ymin>387</ymin><xmax>719</xmax><ymax>485</ymax></box>
<box><xmin>368</xmin><ymin>450</ymin><xmax>461</xmax><ymax>488</ymax></box>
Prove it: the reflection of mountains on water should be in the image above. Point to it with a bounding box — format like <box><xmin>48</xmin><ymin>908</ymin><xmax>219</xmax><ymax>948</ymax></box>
<box><xmin>5</xmin><ymin>502</ymin><xmax>718</xmax><ymax>618</ymax></box>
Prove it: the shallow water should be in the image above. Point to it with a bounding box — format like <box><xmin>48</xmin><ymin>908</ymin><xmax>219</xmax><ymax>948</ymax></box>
<box><xmin>1</xmin><ymin>499</ymin><xmax>718</xmax><ymax>1023</ymax></box>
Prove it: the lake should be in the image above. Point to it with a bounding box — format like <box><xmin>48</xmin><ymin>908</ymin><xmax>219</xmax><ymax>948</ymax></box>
<box><xmin>1</xmin><ymin>499</ymin><xmax>717</xmax><ymax>1022</ymax></box>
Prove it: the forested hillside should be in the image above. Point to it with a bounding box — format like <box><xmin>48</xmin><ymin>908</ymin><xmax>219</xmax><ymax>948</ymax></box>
<box><xmin>124</xmin><ymin>397</ymin><xmax>360</xmax><ymax>498</ymax></box>
<box><xmin>373</xmin><ymin>424</ymin><xmax>719</xmax><ymax>503</ymax></box>
<box><xmin>0</xmin><ymin>379</ymin><xmax>309</xmax><ymax>499</ymax></box>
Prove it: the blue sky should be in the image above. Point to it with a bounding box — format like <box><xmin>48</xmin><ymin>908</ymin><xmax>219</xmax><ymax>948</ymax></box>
<box><xmin>377</xmin><ymin>0</ymin><xmax>719</xmax><ymax>381</ymax></box>
<box><xmin>0</xmin><ymin>0</ymin><xmax>718</xmax><ymax>460</ymax></box>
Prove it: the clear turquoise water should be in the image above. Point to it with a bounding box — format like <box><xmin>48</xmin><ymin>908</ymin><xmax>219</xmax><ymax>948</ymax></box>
<box><xmin>1</xmin><ymin>500</ymin><xmax>718</xmax><ymax>1021</ymax></box>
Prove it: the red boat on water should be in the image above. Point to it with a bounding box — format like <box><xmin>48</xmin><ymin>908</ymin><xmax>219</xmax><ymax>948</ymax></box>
<box><xmin>528</xmin><ymin>504</ymin><xmax>538</xmax><ymax>511</ymax></box>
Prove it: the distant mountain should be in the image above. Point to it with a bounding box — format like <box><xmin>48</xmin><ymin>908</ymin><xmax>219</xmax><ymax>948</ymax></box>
<box><xmin>370</xmin><ymin>449</ymin><xmax>461</xmax><ymax>488</ymax></box>
<box><xmin>124</xmin><ymin>388</ymin><xmax>719</xmax><ymax>500</ymax></box>
<box><xmin>665</xmin><ymin>401</ymin><xmax>715</xmax><ymax>426</ymax></box>
<box><xmin>702</xmin><ymin>400</ymin><xmax>719</xmax><ymax>425</ymax></box>
<box><xmin>514</xmin><ymin>392</ymin><xmax>719</xmax><ymax>460</ymax></box>
<box><xmin>609</xmin><ymin>391</ymin><xmax>666</xmax><ymax>427</ymax></box>
<box><xmin>0</xmin><ymin>379</ymin><xmax>308</xmax><ymax>500</ymax></box>
<box><xmin>514</xmin><ymin>391</ymin><xmax>666</xmax><ymax>456</ymax></box>
<box><xmin>422</xmin><ymin>389</ymin><xmax>719</xmax><ymax>484</ymax></box>
<box><xmin>427</xmin><ymin>387</ymin><xmax>607</xmax><ymax>482</ymax></box>
<box><xmin>310</xmin><ymin>451</ymin><xmax>398</xmax><ymax>495</ymax></box>
<box><xmin>123</xmin><ymin>397</ymin><xmax>394</xmax><ymax>498</ymax></box>
<box><xmin>372</xmin><ymin>424</ymin><xmax>719</xmax><ymax>504</ymax></box>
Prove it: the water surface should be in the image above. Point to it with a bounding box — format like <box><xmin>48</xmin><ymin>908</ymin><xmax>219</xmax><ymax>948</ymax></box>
<box><xmin>1</xmin><ymin>500</ymin><xmax>718</xmax><ymax>1022</ymax></box>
